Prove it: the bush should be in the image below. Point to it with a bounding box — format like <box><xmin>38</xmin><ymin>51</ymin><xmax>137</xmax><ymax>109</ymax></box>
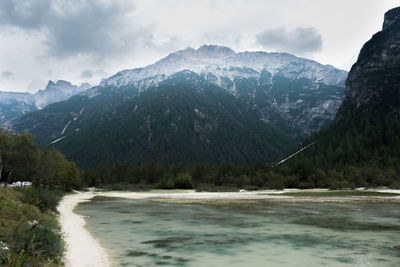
<box><xmin>19</xmin><ymin>187</ymin><xmax>62</xmax><ymax>212</ymax></box>
<box><xmin>174</xmin><ymin>173</ymin><xmax>193</xmax><ymax>189</ymax></box>
<box><xmin>12</xmin><ymin>219</ymin><xmax>63</xmax><ymax>261</ymax></box>
<box><xmin>158</xmin><ymin>176</ymin><xmax>175</xmax><ymax>189</ymax></box>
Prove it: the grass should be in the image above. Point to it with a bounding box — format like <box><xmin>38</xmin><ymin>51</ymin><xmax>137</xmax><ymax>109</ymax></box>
<box><xmin>0</xmin><ymin>187</ymin><xmax>64</xmax><ymax>266</ymax></box>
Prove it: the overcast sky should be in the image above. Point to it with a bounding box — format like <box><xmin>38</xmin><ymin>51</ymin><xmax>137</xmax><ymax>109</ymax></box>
<box><xmin>0</xmin><ymin>0</ymin><xmax>398</xmax><ymax>93</ymax></box>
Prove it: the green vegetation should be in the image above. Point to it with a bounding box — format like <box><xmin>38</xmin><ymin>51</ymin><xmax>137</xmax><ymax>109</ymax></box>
<box><xmin>290</xmin><ymin>106</ymin><xmax>400</xmax><ymax>171</ymax></box>
<box><xmin>0</xmin><ymin>127</ymin><xmax>83</xmax><ymax>266</ymax></box>
<box><xmin>0</xmin><ymin>188</ymin><xmax>63</xmax><ymax>266</ymax></box>
<box><xmin>16</xmin><ymin>72</ymin><xmax>296</xmax><ymax>168</ymax></box>
<box><xmin>83</xmin><ymin>162</ymin><xmax>400</xmax><ymax>191</ymax></box>
<box><xmin>0</xmin><ymin>128</ymin><xmax>82</xmax><ymax>190</ymax></box>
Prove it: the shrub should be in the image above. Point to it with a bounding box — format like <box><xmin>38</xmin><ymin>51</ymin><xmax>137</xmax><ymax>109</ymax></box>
<box><xmin>174</xmin><ymin>173</ymin><xmax>194</xmax><ymax>189</ymax></box>
<box><xmin>19</xmin><ymin>187</ymin><xmax>62</xmax><ymax>212</ymax></box>
<box><xmin>158</xmin><ymin>176</ymin><xmax>175</xmax><ymax>189</ymax></box>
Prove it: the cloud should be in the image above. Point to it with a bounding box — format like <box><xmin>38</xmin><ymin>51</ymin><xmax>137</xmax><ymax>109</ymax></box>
<box><xmin>0</xmin><ymin>0</ymin><xmax>50</xmax><ymax>29</ymax></box>
<box><xmin>1</xmin><ymin>70</ymin><xmax>14</xmax><ymax>79</ymax></box>
<box><xmin>80</xmin><ymin>69</ymin><xmax>108</xmax><ymax>79</ymax></box>
<box><xmin>256</xmin><ymin>27</ymin><xmax>322</xmax><ymax>55</ymax></box>
<box><xmin>0</xmin><ymin>0</ymin><xmax>154</xmax><ymax>59</ymax></box>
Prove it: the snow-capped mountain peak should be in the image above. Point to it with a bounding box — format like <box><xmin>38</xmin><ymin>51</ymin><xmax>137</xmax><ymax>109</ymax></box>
<box><xmin>42</xmin><ymin>80</ymin><xmax>91</xmax><ymax>93</ymax></box>
<box><xmin>100</xmin><ymin>45</ymin><xmax>347</xmax><ymax>89</ymax></box>
<box><xmin>34</xmin><ymin>80</ymin><xmax>91</xmax><ymax>109</ymax></box>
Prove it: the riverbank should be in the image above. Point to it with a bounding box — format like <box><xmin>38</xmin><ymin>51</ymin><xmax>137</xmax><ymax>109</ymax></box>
<box><xmin>58</xmin><ymin>189</ymin><xmax>400</xmax><ymax>267</ymax></box>
<box><xmin>57</xmin><ymin>192</ymin><xmax>111</xmax><ymax>267</ymax></box>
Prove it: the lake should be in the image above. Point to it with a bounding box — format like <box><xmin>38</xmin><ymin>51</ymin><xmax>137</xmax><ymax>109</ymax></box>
<box><xmin>76</xmin><ymin>197</ymin><xmax>400</xmax><ymax>266</ymax></box>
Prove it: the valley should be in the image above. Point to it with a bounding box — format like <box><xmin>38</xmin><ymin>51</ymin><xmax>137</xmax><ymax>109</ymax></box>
<box><xmin>0</xmin><ymin>3</ymin><xmax>399</xmax><ymax>267</ymax></box>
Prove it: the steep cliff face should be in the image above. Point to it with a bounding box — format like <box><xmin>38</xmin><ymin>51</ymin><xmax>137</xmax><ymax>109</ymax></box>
<box><xmin>341</xmin><ymin>6</ymin><xmax>400</xmax><ymax>115</ymax></box>
<box><xmin>292</xmin><ymin>6</ymin><xmax>400</xmax><ymax>169</ymax></box>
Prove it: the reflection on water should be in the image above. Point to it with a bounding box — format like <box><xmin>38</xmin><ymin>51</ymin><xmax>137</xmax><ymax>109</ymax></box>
<box><xmin>76</xmin><ymin>198</ymin><xmax>400</xmax><ymax>267</ymax></box>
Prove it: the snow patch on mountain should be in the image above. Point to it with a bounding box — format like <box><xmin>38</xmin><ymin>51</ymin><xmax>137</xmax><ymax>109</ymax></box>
<box><xmin>100</xmin><ymin>45</ymin><xmax>347</xmax><ymax>90</ymax></box>
<box><xmin>61</xmin><ymin>120</ymin><xmax>71</xmax><ymax>135</ymax></box>
<box><xmin>50</xmin><ymin>136</ymin><xmax>66</xmax><ymax>144</ymax></box>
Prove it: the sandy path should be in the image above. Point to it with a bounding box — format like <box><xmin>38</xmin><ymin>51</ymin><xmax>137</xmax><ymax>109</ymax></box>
<box><xmin>58</xmin><ymin>189</ymin><xmax>400</xmax><ymax>266</ymax></box>
<box><xmin>57</xmin><ymin>192</ymin><xmax>111</xmax><ymax>267</ymax></box>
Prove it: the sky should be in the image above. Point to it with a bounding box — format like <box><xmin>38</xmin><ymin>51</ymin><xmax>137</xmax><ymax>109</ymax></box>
<box><xmin>0</xmin><ymin>0</ymin><xmax>398</xmax><ymax>93</ymax></box>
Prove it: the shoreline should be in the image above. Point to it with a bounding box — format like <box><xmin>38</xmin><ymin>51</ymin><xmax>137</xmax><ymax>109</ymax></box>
<box><xmin>57</xmin><ymin>192</ymin><xmax>111</xmax><ymax>267</ymax></box>
<box><xmin>58</xmin><ymin>189</ymin><xmax>400</xmax><ymax>267</ymax></box>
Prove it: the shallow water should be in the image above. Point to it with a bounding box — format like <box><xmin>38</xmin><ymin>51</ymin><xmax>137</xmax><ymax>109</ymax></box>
<box><xmin>76</xmin><ymin>198</ymin><xmax>400</xmax><ymax>267</ymax></box>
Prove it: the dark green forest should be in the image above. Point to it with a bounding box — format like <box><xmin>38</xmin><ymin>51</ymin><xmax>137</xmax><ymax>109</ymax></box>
<box><xmin>16</xmin><ymin>71</ymin><xmax>296</xmax><ymax>168</ymax></box>
<box><xmin>83</xmin><ymin>160</ymin><xmax>400</xmax><ymax>191</ymax></box>
<box><xmin>2</xmin><ymin>122</ymin><xmax>399</xmax><ymax>194</ymax></box>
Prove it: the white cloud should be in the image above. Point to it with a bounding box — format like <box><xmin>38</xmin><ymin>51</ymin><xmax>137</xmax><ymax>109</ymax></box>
<box><xmin>0</xmin><ymin>0</ymin><xmax>399</xmax><ymax>92</ymax></box>
<box><xmin>256</xmin><ymin>27</ymin><xmax>322</xmax><ymax>56</ymax></box>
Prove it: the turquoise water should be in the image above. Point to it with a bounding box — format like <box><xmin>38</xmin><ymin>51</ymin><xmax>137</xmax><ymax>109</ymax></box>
<box><xmin>76</xmin><ymin>198</ymin><xmax>400</xmax><ymax>266</ymax></box>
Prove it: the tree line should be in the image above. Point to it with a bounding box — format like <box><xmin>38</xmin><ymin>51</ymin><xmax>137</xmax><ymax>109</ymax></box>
<box><xmin>0</xmin><ymin>128</ymin><xmax>81</xmax><ymax>191</ymax></box>
<box><xmin>1</xmin><ymin>124</ymin><xmax>399</xmax><ymax>192</ymax></box>
<box><xmin>83</xmin><ymin>161</ymin><xmax>400</xmax><ymax>191</ymax></box>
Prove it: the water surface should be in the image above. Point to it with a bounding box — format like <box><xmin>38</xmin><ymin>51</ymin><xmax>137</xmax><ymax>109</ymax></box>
<box><xmin>76</xmin><ymin>198</ymin><xmax>400</xmax><ymax>266</ymax></box>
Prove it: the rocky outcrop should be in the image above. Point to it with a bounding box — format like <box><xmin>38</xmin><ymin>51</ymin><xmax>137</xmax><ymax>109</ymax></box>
<box><xmin>344</xmin><ymin>6</ymin><xmax>400</xmax><ymax>112</ymax></box>
<box><xmin>300</xmin><ymin>6</ymin><xmax>400</xmax><ymax>169</ymax></box>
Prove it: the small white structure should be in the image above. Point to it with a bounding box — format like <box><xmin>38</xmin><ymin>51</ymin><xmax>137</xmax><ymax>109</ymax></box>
<box><xmin>9</xmin><ymin>181</ymin><xmax>32</xmax><ymax>187</ymax></box>
<box><xmin>11</xmin><ymin>181</ymin><xmax>22</xmax><ymax>187</ymax></box>
<box><xmin>22</xmin><ymin>181</ymin><xmax>32</xmax><ymax>187</ymax></box>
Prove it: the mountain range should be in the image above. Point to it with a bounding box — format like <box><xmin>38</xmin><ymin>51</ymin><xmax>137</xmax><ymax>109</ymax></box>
<box><xmin>0</xmin><ymin>80</ymin><xmax>90</xmax><ymax>129</ymax></box>
<box><xmin>14</xmin><ymin>46</ymin><xmax>347</xmax><ymax>167</ymax></box>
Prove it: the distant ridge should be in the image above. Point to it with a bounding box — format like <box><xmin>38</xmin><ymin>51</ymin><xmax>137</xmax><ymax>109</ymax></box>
<box><xmin>0</xmin><ymin>80</ymin><xmax>90</xmax><ymax>129</ymax></box>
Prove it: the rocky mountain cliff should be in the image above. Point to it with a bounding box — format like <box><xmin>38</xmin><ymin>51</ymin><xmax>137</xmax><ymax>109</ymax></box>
<box><xmin>340</xmin><ymin>7</ymin><xmax>400</xmax><ymax>115</ymax></box>
<box><xmin>293</xmin><ymin>6</ymin><xmax>400</xmax><ymax>169</ymax></box>
<box><xmin>0</xmin><ymin>80</ymin><xmax>90</xmax><ymax>129</ymax></box>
